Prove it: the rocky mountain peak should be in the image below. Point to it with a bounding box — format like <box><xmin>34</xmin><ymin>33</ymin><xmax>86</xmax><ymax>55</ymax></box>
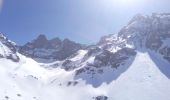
<box><xmin>116</xmin><ymin>13</ymin><xmax>170</xmax><ymax>49</ymax></box>
<box><xmin>34</xmin><ymin>34</ymin><xmax>47</xmax><ymax>42</ymax></box>
<box><xmin>19</xmin><ymin>34</ymin><xmax>83</xmax><ymax>62</ymax></box>
<box><xmin>50</xmin><ymin>37</ymin><xmax>61</xmax><ymax>43</ymax></box>
<box><xmin>0</xmin><ymin>33</ymin><xmax>7</xmax><ymax>39</ymax></box>
<box><xmin>31</xmin><ymin>34</ymin><xmax>48</xmax><ymax>48</ymax></box>
<box><xmin>95</xmin><ymin>13</ymin><xmax>170</xmax><ymax>64</ymax></box>
<box><xmin>128</xmin><ymin>13</ymin><xmax>148</xmax><ymax>24</ymax></box>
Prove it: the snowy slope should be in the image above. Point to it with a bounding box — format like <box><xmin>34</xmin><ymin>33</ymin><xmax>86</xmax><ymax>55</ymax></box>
<box><xmin>0</xmin><ymin>51</ymin><xmax>170</xmax><ymax>100</ymax></box>
<box><xmin>106</xmin><ymin>51</ymin><xmax>170</xmax><ymax>100</ymax></box>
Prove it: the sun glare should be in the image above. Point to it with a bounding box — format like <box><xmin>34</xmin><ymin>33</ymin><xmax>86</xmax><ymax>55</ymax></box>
<box><xmin>101</xmin><ymin>0</ymin><xmax>143</xmax><ymax>8</ymax></box>
<box><xmin>119</xmin><ymin>0</ymin><xmax>137</xmax><ymax>6</ymax></box>
<box><xmin>120</xmin><ymin>0</ymin><xmax>135</xmax><ymax>3</ymax></box>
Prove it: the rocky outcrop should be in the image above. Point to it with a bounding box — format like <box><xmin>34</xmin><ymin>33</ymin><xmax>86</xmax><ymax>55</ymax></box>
<box><xmin>75</xmin><ymin>48</ymin><xmax>136</xmax><ymax>76</ymax></box>
<box><xmin>93</xmin><ymin>96</ymin><xmax>108</xmax><ymax>100</ymax></box>
<box><xmin>0</xmin><ymin>33</ymin><xmax>19</xmax><ymax>62</ymax></box>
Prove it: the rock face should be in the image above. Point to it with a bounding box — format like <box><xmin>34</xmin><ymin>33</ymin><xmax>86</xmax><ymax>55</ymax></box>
<box><xmin>19</xmin><ymin>34</ymin><xmax>83</xmax><ymax>62</ymax></box>
<box><xmin>118</xmin><ymin>13</ymin><xmax>170</xmax><ymax>62</ymax></box>
<box><xmin>93</xmin><ymin>96</ymin><xmax>108</xmax><ymax>100</ymax></box>
<box><xmin>0</xmin><ymin>33</ymin><xmax>19</xmax><ymax>62</ymax></box>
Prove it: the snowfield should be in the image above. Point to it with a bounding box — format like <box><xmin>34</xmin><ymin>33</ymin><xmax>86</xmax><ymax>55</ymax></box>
<box><xmin>1</xmin><ymin>13</ymin><xmax>170</xmax><ymax>100</ymax></box>
<box><xmin>0</xmin><ymin>51</ymin><xmax>170</xmax><ymax>100</ymax></box>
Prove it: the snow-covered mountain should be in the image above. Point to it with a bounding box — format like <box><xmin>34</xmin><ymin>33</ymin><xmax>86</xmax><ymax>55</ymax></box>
<box><xmin>19</xmin><ymin>34</ymin><xmax>84</xmax><ymax>63</ymax></box>
<box><xmin>0</xmin><ymin>33</ymin><xmax>19</xmax><ymax>62</ymax></box>
<box><xmin>0</xmin><ymin>13</ymin><xmax>170</xmax><ymax>100</ymax></box>
<box><xmin>47</xmin><ymin>13</ymin><xmax>170</xmax><ymax>88</ymax></box>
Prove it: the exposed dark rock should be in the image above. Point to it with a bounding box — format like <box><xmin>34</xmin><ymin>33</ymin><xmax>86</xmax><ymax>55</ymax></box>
<box><xmin>159</xmin><ymin>47</ymin><xmax>170</xmax><ymax>62</ymax></box>
<box><xmin>5</xmin><ymin>96</ymin><xmax>9</xmax><ymax>100</ymax></box>
<box><xmin>62</xmin><ymin>60</ymin><xmax>77</xmax><ymax>71</ymax></box>
<box><xmin>93</xmin><ymin>95</ymin><xmax>108</xmax><ymax>100</ymax></box>
<box><xmin>111</xmin><ymin>48</ymin><xmax>136</xmax><ymax>67</ymax></box>
<box><xmin>67</xmin><ymin>81</ymin><xmax>79</xmax><ymax>86</ymax></box>
<box><xmin>19</xmin><ymin>34</ymin><xmax>83</xmax><ymax>62</ymax></box>
<box><xmin>93</xmin><ymin>50</ymin><xmax>112</xmax><ymax>68</ymax></box>
<box><xmin>32</xmin><ymin>34</ymin><xmax>48</xmax><ymax>48</ymax></box>
<box><xmin>75</xmin><ymin>48</ymin><xmax>136</xmax><ymax>77</ymax></box>
<box><xmin>75</xmin><ymin>68</ymin><xmax>86</xmax><ymax>76</ymax></box>
<box><xmin>6</xmin><ymin>54</ymin><xmax>20</xmax><ymax>62</ymax></box>
<box><xmin>86</xmin><ymin>47</ymin><xmax>101</xmax><ymax>57</ymax></box>
<box><xmin>93</xmin><ymin>48</ymin><xmax>136</xmax><ymax>68</ymax></box>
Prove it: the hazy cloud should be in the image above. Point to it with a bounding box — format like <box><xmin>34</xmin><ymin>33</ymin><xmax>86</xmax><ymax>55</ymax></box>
<box><xmin>0</xmin><ymin>0</ymin><xmax>3</xmax><ymax>12</ymax></box>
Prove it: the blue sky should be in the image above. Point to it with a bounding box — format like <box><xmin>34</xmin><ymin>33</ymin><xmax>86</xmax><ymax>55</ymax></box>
<box><xmin>0</xmin><ymin>0</ymin><xmax>170</xmax><ymax>45</ymax></box>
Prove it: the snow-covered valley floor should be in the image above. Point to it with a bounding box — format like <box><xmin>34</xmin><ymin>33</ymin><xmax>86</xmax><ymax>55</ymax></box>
<box><xmin>0</xmin><ymin>52</ymin><xmax>170</xmax><ymax>100</ymax></box>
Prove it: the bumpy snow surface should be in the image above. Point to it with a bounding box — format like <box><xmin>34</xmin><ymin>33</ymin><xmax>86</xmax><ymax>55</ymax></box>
<box><xmin>0</xmin><ymin>51</ymin><xmax>170</xmax><ymax>100</ymax></box>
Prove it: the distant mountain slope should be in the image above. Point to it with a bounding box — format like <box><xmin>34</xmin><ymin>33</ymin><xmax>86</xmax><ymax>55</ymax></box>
<box><xmin>19</xmin><ymin>34</ymin><xmax>84</xmax><ymax>63</ymax></box>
